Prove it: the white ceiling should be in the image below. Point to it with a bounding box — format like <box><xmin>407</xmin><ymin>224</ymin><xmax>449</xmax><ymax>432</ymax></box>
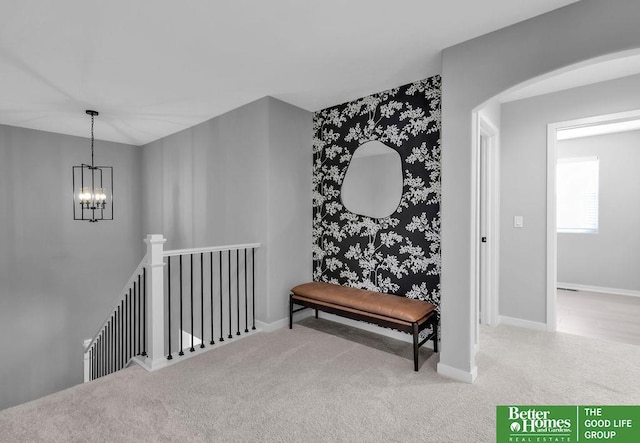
<box><xmin>0</xmin><ymin>0</ymin><xmax>581</xmax><ymax>146</ymax></box>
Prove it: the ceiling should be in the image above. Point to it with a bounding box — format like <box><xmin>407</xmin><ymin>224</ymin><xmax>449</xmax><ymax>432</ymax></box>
<box><xmin>0</xmin><ymin>0</ymin><xmax>582</xmax><ymax>146</ymax></box>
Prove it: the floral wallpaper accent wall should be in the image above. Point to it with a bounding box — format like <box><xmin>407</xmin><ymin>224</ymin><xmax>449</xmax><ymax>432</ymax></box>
<box><xmin>312</xmin><ymin>76</ymin><xmax>441</xmax><ymax>309</ymax></box>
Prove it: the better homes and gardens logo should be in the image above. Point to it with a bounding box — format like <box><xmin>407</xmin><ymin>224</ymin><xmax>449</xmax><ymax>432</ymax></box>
<box><xmin>497</xmin><ymin>405</ymin><xmax>640</xmax><ymax>442</ymax></box>
<box><xmin>499</xmin><ymin>406</ymin><xmax>573</xmax><ymax>442</ymax></box>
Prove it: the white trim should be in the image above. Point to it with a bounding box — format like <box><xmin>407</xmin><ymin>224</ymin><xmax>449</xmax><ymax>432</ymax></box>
<box><xmin>437</xmin><ymin>362</ymin><xmax>478</xmax><ymax>383</ymax></box>
<box><xmin>257</xmin><ymin>309</ymin><xmax>315</xmax><ymax>332</ymax></box>
<box><xmin>498</xmin><ymin>315</ymin><xmax>547</xmax><ymax>331</ymax></box>
<box><xmin>546</xmin><ymin>124</ymin><xmax>559</xmax><ymax>333</ymax></box>
<box><xmin>164</xmin><ymin>242</ymin><xmax>261</xmax><ymax>257</ymax></box>
<box><xmin>557</xmin><ymin>283</ymin><xmax>640</xmax><ymax>298</ymax></box>
<box><xmin>317</xmin><ymin>312</ymin><xmax>438</xmax><ymax>348</ymax></box>
<box><xmin>134</xmin><ymin>328</ymin><xmax>263</xmax><ymax>372</ymax></box>
<box><xmin>83</xmin><ymin>338</ymin><xmax>92</xmax><ymax>383</ymax></box>
<box><xmin>287</xmin><ymin>311</ymin><xmax>438</xmax><ymax>349</ymax></box>
<box><xmin>320</xmin><ymin>312</ymin><xmax>411</xmax><ymax>343</ymax></box>
<box><xmin>478</xmin><ymin>114</ymin><xmax>500</xmax><ymax>327</ymax></box>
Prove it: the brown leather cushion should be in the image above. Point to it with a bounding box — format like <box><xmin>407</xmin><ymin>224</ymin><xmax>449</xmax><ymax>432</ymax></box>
<box><xmin>291</xmin><ymin>281</ymin><xmax>435</xmax><ymax>323</ymax></box>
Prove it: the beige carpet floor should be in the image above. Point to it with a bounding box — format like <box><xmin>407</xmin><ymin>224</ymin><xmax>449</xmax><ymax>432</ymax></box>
<box><xmin>1</xmin><ymin>317</ymin><xmax>639</xmax><ymax>442</ymax></box>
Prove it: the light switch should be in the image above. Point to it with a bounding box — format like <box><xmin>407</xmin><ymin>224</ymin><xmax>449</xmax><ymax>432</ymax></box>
<box><xmin>514</xmin><ymin>215</ymin><xmax>524</xmax><ymax>228</ymax></box>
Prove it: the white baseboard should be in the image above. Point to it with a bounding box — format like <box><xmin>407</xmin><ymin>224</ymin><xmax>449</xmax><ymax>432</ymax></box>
<box><xmin>257</xmin><ymin>309</ymin><xmax>314</xmax><ymax>332</ymax></box>
<box><xmin>498</xmin><ymin>315</ymin><xmax>547</xmax><ymax>331</ymax></box>
<box><xmin>255</xmin><ymin>318</ymin><xmax>287</xmax><ymax>332</ymax></box>
<box><xmin>317</xmin><ymin>312</ymin><xmax>415</xmax><ymax>344</ymax></box>
<box><xmin>318</xmin><ymin>312</ymin><xmax>438</xmax><ymax>350</ymax></box>
<box><xmin>286</xmin><ymin>310</ymin><xmax>436</xmax><ymax>349</ymax></box>
<box><xmin>557</xmin><ymin>282</ymin><xmax>640</xmax><ymax>298</ymax></box>
<box><xmin>437</xmin><ymin>362</ymin><xmax>477</xmax><ymax>383</ymax></box>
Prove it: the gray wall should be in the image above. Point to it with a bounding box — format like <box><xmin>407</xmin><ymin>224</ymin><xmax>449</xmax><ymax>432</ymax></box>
<box><xmin>142</xmin><ymin>97</ymin><xmax>312</xmax><ymax>325</ymax></box>
<box><xmin>501</xmin><ymin>74</ymin><xmax>640</xmax><ymax>322</ymax></box>
<box><xmin>0</xmin><ymin>125</ymin><xmax>143</xmax><ymax>410</ymax></box>
<box><xmin>440</xmin><ymin>0</ymin><xmax>640</xmax><ymax>378</ymax></box>
<box><xmin>557</xmin><ymin>130</ymin><xmax>640</xmax><ymax>291</ymax></box>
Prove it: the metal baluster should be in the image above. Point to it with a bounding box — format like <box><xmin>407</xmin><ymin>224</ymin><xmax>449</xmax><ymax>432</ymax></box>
<box><xmin>200</xmin><ymin>253</ymin><xmax>205</xmax><ymax>348</ymax></box>
<box><xmin>102</xmin><ymin>333</ymin><xmax>105</xmax><ymax>377</ymax></box>
<box><xmin>179</xmin><ymin>255</ymin><xmax>184</xmax><ymax>356</ymax></box>
<box><xmin>107</xmin><ymin>323</ymin><xmax>110</xmax><ymax>375</ymax></box>
<box><xmin>110</xmin><ymin>319</ymin><xmax>113</xmax><ymax>373</ymax></box>
<box><xmin>138</xmin><ymin>274</ymin><xmax>141</xmax><ymax>355</ymax></box>
<box><xmin>122</xmin><ymin>289</ymin><xmax>131</xmax><ymax>366</ymax></box>
<box><xmin>236</xmin><ymin>249</ymin><xmax>240</xmax><ymax>336</ymax></box>
<box><xmin>133</xmin><ymin>281</ymin><xmax>137</xmax><ymax>356</ymax></box>
<box><xmin>209</xmin><ymin>251</ymin><xmax>215</xmax><ymax>345</ymax></box>
<box><xmin>142</xmin><ymin>268</ymin><xmax>147</xmax><ymax>356</ymax></box>
<box><xmin>111</xmin><ymin>318</ymin><xmax>114</xmax><ymax>373</ymax></box>
<box><xmin>190</xmin><ymin>254</ymin><xmax>195</xmax><ymax>352</ymax></box>
<box><xmin>244</xmin><ymin>248</ymin><xmax>248</xmax><ymax>333</ymax></box>
<box><xmin>116</xmin><ymin>305</ymin><xmax>120</xmax><ymax>370</ymax></box>
<box><xmin>98</xmin><ymin>336</ymin><xmax>102</xmax><ymax>378</ymax></box>
<box><xmin>96</xmin><ymin>338</ymin><xmax>99</xmax><ymax>379</ymax></box>
<box><xmin>120</xmin><ymin>301</ymin><xmax>124</xmax><ymax>369</ymax></box>
<box><xmin>106</xmin><ymin>323</ymin><xmax>110</xmax><ymax>375</ymax></box>
<box><xmin>128</xmin><ymin>288</ymin><xmax>132</xmax><ymax>361</ymax></box>
<box><xmin>101</xmin><ymin>334</ymin><xmax>104</xmax><ymax>377</ymax></box>
<box><xmin>219</xmin><ymin>251</ymin><xmax>223</xmax><ymax>342</ymax></box>
<box><xmin>228</xmin><ymin>250</ymin><xmax>232</xmax><ymax>339</ymax></box>
<box><xmin>167</xmin><ymin>256</ymin><xmax>173</xmax><ymax>360</ymax></box>
<box><xmin>122</xmin><ymin>294</ymin><xmax>129</xmax><ymax>366</ymax></box>
<box><xmin>252</xmin><ymin>247</ymin><xmax>256</xmax><ymax>330</ymax></box>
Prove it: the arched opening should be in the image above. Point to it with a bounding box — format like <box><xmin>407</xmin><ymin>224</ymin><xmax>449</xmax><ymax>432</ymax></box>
<box><xmin>470</xmin><ymin>47</ymin><xmax>640</xmax><ymax>365</ymax></box>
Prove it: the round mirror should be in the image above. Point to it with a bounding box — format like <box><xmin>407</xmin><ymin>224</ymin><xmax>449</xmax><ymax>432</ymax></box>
<box><xmin>341</xmin><ymin>140</ymin><xmax>403</xmax><ymax>218</ymax></box>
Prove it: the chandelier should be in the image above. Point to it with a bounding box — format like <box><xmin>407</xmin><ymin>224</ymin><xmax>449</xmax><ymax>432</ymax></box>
<box><xmin>72</xmin><ymin>110</ymin><xmax>113</xmax><ymax>222</ymax></box>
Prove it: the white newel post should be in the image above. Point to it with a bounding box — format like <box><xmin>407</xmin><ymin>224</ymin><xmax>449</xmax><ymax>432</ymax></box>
<box><xmin>144</xmin><ymin>234</ymin><xmax>167</xmax><ymax>370</ymax></box>
<box><xmin>83</xmin><ymin>338</ymin><xmax>92</xmax><ymax>383</ymax></box>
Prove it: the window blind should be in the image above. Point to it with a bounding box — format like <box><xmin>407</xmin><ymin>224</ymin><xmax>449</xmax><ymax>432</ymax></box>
<box><xmin>556</xmin><ymin>157</ymin><xmax>599</xmax><ymax>234</ymax></box>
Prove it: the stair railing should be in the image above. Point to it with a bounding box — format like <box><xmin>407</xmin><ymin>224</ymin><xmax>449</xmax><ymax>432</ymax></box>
<box><xmin>84</xmin><ymin>235</ymin><xmax>260</xmax><ymax>382</ymax></box>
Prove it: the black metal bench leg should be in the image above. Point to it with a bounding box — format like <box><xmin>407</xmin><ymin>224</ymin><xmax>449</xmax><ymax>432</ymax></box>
<box><xmin>315</xmin><ymin>309</ymin><xmax>318</xmax><ymax>319</ymax></box>
<box><xmin>412</xmin><ymin>322</ymin><xmax>419</xmax><ymax>372</ymax></box>
<box><xmin>433</xmin><ymin>318</ymin><xmax>439</xmax><ymax>353</ymax></box>
<box><xmin>289</xmin><ymin>294</ymin><xmax>293</xmax><ymax>329</ymax></box>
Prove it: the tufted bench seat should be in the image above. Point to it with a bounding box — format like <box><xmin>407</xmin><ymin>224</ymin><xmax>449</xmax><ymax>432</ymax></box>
<box><xmin>289</xmin><ymin>281</ymin><xmax>438</xmax><ymax>371</ymax></box>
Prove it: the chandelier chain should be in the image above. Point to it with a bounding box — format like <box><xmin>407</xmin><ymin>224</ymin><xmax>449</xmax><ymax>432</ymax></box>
<box><xmin>90</xmin><ymin>112</ymin><xmax>95</xmax><ymax>167</ymax></box>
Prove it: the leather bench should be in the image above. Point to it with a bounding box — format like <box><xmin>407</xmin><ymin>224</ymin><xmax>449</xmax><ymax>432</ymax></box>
<box><xmin>289</xmin><ymin>281</ymin><xmax>438</xmax><ymax>371</ymax></box>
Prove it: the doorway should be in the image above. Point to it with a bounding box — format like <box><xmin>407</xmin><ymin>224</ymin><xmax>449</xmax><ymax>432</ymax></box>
<box><xmin>474</xmin><ymin>111</ymin><xmax>500</xmax><ymax>350</ymax></box>
<box><xmin>546</xmin><ymin>110</ymin><xmax>640</xmax><ymax>335</ymax></box>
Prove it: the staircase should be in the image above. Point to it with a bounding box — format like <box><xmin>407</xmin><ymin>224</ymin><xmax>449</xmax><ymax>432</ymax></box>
<box><xmin>83</xmin><ymin>234</ymin><xmax>260</xmax><ymax>382</ymax></box>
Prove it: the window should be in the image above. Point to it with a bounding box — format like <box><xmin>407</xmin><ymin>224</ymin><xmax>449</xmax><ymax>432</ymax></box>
<box><xmin>556</xmin><ymin>157</ymin><xmax>599</xmax><ymax>233</ymax></box>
